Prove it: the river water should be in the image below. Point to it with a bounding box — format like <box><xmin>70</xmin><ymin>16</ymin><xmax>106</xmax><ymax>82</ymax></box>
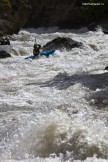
<box><xmin>0</xmin><ymin>27</ymin><xmax>108</xmax><ymax>162</ymax></box>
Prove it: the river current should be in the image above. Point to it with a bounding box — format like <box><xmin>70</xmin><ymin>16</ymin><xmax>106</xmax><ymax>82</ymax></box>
<box><xmin>0</xmin><ymin>27</ymin><xmax>108</xmax><ymax>162</ymax></box>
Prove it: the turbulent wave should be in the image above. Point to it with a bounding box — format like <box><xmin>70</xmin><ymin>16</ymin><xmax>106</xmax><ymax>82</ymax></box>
<box><xmin>0</xmin><ymin>27</ymin><xmax>108</xmax><ymax>162</ymax></box>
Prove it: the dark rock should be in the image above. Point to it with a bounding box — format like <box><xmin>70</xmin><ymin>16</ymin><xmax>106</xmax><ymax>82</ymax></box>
<box><xmin>42</xmin><ymin>37</ymin><xmax>83</xmax><ymax>51</ymax></box>
<box><xmin>0</xmin><ymin>0</ymin><xmax>30</xmax><ymax>35</ymax></box>
<box><xmin>0</xmin><ymin>50</ymin><xmax>11</xmax><ymax>58</ymax></box>
<box><xmin>26</xmin><ymin>0</ymin><xmax>87</xmax><ymax>29</ymax></box>
<box><xmin>0</xmin><ymin>19</ymin><xmax>20</xmax><ymax>36</ymax></box>
<box><xmin>103</xmin><ymin>29</ymin><xmax>108</xmax><ymax>34</ymax></box>
<box><xmin>87</xmin><ymin>23</ymin><xmax>97</xmax><ymax>31</ymax></box>
<box><xmin>10</xmin><ymin>0</ymin><xmax>31</xmax><ymax>27</ymax></box>
<box><xmin>0</xmin><ymin>19</ymin><xmax>11</xmax><ymax>35</ymax></box>
<box><xmin>0</xmin><ymin>36</ymin><xmax>10</xmax><ymax>45</ymax></box>
<box><xmin>104</xmin><ymin>66</ymin><xmax>108</xmax><ymax>70</ymax></box>
<box><xmin>88</xmin><ymin>23</ymin><xmax>108</xmax><ymax>34</ymax></box>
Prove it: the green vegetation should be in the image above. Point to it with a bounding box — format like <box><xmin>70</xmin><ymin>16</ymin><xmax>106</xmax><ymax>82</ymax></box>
<box><xmin>0</xmin><ymin>0</ymin><xmax>11</xmax><ymax>6</ymax></box>
<box><xmin>0</xmin><ymin>30</ymin><xmax>3</xmax><ymax>36</ymax></box>
<box><xmin>0</xmin><ymin>0</ymin><xmax>11</xmax><ymax>14</ymax></box>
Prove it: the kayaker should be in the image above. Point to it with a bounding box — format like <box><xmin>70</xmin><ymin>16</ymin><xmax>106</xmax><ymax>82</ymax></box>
<box><xmin>33</xmin><ymin>43</ymin><xmax>41</xmax><ymax>58</ymax></box>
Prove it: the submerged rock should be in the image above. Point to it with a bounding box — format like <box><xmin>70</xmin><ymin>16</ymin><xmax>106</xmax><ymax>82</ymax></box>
<box><xmin>42</xmin><ymin>37</ymin><xmax>83</xmax><ymax>51</ymax></box>
<box><xmin>0</xmin><ymin>50</ymin><xmax>11</xmax><ymax>58</ymax></box>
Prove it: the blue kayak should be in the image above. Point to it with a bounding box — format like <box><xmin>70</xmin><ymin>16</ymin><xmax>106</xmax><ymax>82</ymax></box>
<box><xmin>25</xmin><ymin>50</ymin><xmax>55</xmax><ymax>59</ymax></box>
<box><xmin>25</xmin><ymin>55</ymin><xmax>36</xmax><ymax>59</ymax></box>
<box><xmin>40</xmin><ymin>50</ymin><xmax>55</xmax><ymax>56</ymax></box>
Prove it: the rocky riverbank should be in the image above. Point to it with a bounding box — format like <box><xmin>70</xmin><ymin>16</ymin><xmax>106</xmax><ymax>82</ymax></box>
<box><xmin>0</xmin><ymin>0</ymin><xmax>31</xmax><ymax>36</ymax></box>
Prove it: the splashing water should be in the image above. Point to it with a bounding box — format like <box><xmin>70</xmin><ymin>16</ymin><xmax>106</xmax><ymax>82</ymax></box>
<box><xmin>0</xmin><ymin>27</ymin><xmax>108</xmax><ymax>162</ymax></box>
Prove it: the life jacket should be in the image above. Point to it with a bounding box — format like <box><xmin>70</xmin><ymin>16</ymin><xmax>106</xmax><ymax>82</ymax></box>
<box><xmin>33</xmin><ymin>44</ymin><xmax>41</xmax><ymax>55</ymax></box>
<box><xmin>33</xmin><ymin>49</ymin><xmax>40</xmax><ymax>55</ymax></box>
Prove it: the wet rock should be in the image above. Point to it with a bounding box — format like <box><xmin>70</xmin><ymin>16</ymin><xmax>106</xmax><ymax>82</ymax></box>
<box><xmin>104</xmin><ymin>66</ymin><xmax>108</xmax><ymax>70</ymax></box>
<box><xmin>42</xmin><ymin>37</ymin><xmax>83</xmax><ymax>51</ymax></box>
<box><xmin>89</xmin><ymin>44</ymin><xmax>98</xmax><ymax>51</ymax></box>
<box><xmin>0</xmin><ymin>50</ymin><xmax>11</xmax><ymax>59</ymax></box>
<box><xmin>99</xmin><ymin>21</ymin><xmax>108</xmax><ymax>34</ymax></box>
<box><xmin>0</xmin><ymin>36</ymin><xmax>10</xmax><ymax>45</ymax></box>
<box><xmin>87</xmin><ymin>88</ymin><xmax>108</xmax><ymax>109</ymax></box>
<box><xmin>87</xmin><ymin>22</ymin><xmax>108</xmax><ymax>34</ymax></box>
<box><xmin>103</xmin><ymin>29</ymin><xmax>108</xmax><ymax>34</ymax></box>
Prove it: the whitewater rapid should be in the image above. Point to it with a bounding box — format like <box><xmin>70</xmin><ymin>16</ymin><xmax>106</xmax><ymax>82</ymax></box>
<box><xmin>0</xmin><ymin>27</ymin><xmax>108</xmax><ymax>162</ymax></box>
